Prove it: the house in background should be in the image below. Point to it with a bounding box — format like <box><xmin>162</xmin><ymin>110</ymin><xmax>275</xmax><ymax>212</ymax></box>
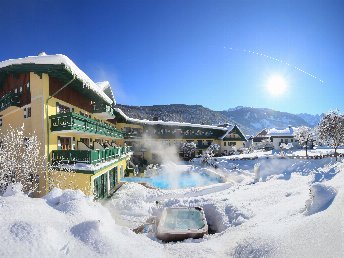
<box><xmin>252</xmin><ymin>126</ymin><xmax>299</xmax><ymax>150</ymax></box>
<box><xmin>267</xmin><ymin>126</ymin><xmax>296</xmax><ymax>150</ymax></box>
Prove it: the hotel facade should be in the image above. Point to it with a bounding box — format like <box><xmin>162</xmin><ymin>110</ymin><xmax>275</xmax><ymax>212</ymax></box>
<box><xmin>0</xmin><ymin>53</ymin><xmax>132</xmax><ymax>198</ymax></box>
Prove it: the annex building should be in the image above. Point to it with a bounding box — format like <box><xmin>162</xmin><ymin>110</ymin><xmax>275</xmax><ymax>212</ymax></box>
<box><xmin>113</xmin><ymin>108</ymin><xmax>247</xmax><ymax>164</ymax></box>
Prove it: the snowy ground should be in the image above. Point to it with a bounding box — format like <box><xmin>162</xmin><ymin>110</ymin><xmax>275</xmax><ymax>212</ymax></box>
<box><xmin>1</xmin><ymin>155</ymin><xmax>343</xmax><ymax>257</ymax></box>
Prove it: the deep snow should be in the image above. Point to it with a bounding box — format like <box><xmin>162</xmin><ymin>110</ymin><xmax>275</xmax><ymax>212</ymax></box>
<box><xmin>1</xmin><ymin>156</ymin><xmax>343</xmax><ymax>258</ymax></box>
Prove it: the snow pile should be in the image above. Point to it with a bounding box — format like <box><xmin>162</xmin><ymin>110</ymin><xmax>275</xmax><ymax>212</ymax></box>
<box><xmin>304</xmin><ymin>183</ymin><xmax>337</xmax><ymax>216</ymax></box>
<box><xmin>3</xmin><ymin>183</ymin><xmax>25</xmax><ymax>197</ymax></box>
<box><xmin>0</xmin><ymin>188</ymin><xmax>163</xmax><ymax>258</ymax></box>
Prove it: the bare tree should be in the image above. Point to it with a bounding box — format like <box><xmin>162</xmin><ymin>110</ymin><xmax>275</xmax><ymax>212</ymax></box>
<box><xmin>317</xmin><ymin>110</ymin><xmax>344</xmax><ymax>161</ymax></box>
<box><xmin>294</xmin><ymin>126</ymin><xmax>316</xmax><ymax>158</ymax></box>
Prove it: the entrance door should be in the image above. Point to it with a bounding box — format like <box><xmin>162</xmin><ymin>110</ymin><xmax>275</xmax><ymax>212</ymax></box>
<box><xmin>59</xmin><ymin>137</ymin><xmax>71</xmax><ymax>150</ymax></box>
<box><xmin>100</xmin><ymin>173</ymin><xmax>107</xmax><ymax>198</ymax></box>
<box><xmin>93</xmin><ymin>173</ymin><xmax>108</xmax><ymax>199</ymax></box>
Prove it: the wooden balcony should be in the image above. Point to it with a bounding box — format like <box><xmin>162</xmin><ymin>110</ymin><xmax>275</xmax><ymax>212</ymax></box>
<box><xmin>51</xmin><ymin>146</ymin><xmax>132</xmax><ymax>165</ymax></box>
<box><xmin>92</xmin><ymin>103</ymin><xmax>116</xmax><ymax>120</ymax></box>
<box><xmin>49</xmin><ymin>112</ymin><xmax>123</xmax><ymax>138</ymax></box>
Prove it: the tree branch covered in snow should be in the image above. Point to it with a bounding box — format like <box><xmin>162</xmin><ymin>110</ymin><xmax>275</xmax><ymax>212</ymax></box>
<box><xmin>317</xmin><ymin>110</ymin><xmax>344</xmax><ymax>160</ymax></box>
<box><xmin>0</xmin><ymin>125</ymin><xmax>46</xmax><ymax>195</ymax></box>
<box><xmin>294</xmin><ymin>126</ymin><xmax>316</xmax><ymax>158</ymax></box>
<box><xmin>201</xmin><ymin>144</ymin><xmax>220</xmax><ymax>166</ymax></box>
<box><xmin>0</xmin><ymin>125</ymin><xmax>76</xmax><ymax>195</ymax></box>
<box><xmin>180</xmin><ymin>142</ymin><xmax>197</xmax><ymax>159</ymax></box>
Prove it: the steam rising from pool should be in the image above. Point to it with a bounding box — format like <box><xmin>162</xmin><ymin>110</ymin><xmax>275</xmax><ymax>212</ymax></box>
<box><xmin>129</xmin><ymin>134</ymin><xmax>223</xmax><ymax>189</ymax></box>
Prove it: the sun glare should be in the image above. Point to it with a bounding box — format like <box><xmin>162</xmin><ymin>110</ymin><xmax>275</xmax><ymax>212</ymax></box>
<box><xmin>266</xmin><ymin>75</ymin><xmax>288</xmax><ymax>97</ymax></box>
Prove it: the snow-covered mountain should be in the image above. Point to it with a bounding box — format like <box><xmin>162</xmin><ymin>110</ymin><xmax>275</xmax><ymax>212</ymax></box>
<box><xmin>297</xmin><ymin>113</ymin><xmax>322</xmax><ymax>127</ymax></box>
<box><xmin>221</xmin><ymin>106</ymin><xmax>317</xmax><ymax>134</ymax></box>
<box><xmin>116</xmin><ymin>104</ymin><xmax>320</xmax><ymax>135</ymax></box>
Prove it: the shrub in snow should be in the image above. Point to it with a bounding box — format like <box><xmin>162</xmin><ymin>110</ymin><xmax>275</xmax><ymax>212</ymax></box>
<box><xmin>279</xmin><ymin>143</ymin><xmax>293</xmax><ymax>156</ymax></box>
<box><xmin>180</xmin><ymin>142</ymin><xmax>197</xmax><ymax>159</ymax></box>
<box><xmin>0</xmin><ymin>125</ymin><xmax>46</xmax><ymax>195</ymax></box>
<box><xmin>201</xmin><ymin>144</ymin><xmax>220</xmax><ymax>167</ymax></box>
<box><xmin>0</xmin><ymin>125</ymin><xmax>76</xmax><ymax>196</ymax></box>
<box><xmin>317</xmin><ymin>110</ymin><xmax>344</xmax><ymax>160</ymax></box>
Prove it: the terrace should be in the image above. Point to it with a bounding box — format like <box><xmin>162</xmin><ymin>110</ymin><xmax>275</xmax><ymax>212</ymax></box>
<box><xmin>50</xmin><ymin>112</ymin><xmax>123</xmax><ymax>138</ymax></box>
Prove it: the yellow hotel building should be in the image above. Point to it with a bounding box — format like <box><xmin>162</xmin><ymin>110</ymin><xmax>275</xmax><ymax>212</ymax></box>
<box><xmin>0</xmin><ymin>53</ymin><xmax>132</xmax><ymax>198</ymax></box>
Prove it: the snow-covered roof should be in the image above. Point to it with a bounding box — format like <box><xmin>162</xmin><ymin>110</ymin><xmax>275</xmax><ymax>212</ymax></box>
<box><xmin>115</xmin><ymin>107</ymin><xmax>231</xmax><ymax>131</ymax></box>
<box><xmin>219</xmin><ymin>125</ymin><xmax>246</xmax><ymax>140</ymax></box>
<box><xmin>96</xmin><ymin>81</ymin><xmax>116</xmax><ymax>104</ymax></box>
<box><xmin>0</xmin><ymin>53</ymin><xmax>113</xmax><ymax>104</ymax></box>
<box><xmin>267</xmin><ymin>127</ymin><xmax>294</xmax><ymax>137</ymax></box>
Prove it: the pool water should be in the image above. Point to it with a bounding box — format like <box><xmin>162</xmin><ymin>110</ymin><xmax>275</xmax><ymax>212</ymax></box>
<box><xmin>121</xmin><ymin>171</ymin><xmax>222</xmax><ymax>189</ymax></box>
<box><xmin>163</xmin><ymin>208</ymin><xmax>205</xmax><ymax>230</ymax></box>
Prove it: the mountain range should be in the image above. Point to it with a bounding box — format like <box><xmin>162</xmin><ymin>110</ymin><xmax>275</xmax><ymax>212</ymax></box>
<box><xmin>116</xmin><ymin>104</ymin><xmax>322</xmax><ymax>135</ymax></box>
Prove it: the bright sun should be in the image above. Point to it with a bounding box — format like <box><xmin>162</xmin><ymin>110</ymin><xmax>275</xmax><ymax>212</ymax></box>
<box><xmin>266</xmin><ymin>75</ymin><xmax>288</xmax><ymax>97</ymax></box>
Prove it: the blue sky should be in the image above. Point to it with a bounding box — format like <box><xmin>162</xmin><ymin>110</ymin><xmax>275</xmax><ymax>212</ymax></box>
<box><xmin>0</xmin><ymin>0</ymin><xmax>343</xmax><ymax>115</ymax></box>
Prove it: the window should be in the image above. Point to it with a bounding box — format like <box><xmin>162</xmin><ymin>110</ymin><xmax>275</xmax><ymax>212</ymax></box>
<box><xmin>229</xmin><ymin>142</ymin><xmax>236</xmax><ymax>146</ymax></box>
<box><xmin>58</xmin><ymin>137</ymin><xmax>72</xmax><ymax>150</ymax></box>
<box><xmin>0</xmin><ymin>116</ymin><xmax>2</xmax><ymax>127</ymax></box>
<box><xmin>56</xmin><ymin>102</ymin><xmax>71</xmax><ymax>114</ymax></box>
<box><xmin>24</xmin><ymin>106</ymin><xmax>31</xmax><ymax>119</ymax></box>
<box><xmin>23</xmin><ymin>137</ymin><xmax>29</xmax><ymax>148</ymax></box>
<box><xmin>224</xmin><ymin>142</ymin><xmax>226</xmax><ymax>146</ymax></box>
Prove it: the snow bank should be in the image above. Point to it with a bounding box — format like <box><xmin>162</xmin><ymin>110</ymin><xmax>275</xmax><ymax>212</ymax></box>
<box><xmin>3</xmin><ymin>183</ymin><xmax>25</xmax><ymax>197</ymax></box>
<box><xmin>1</xmin><ymin>158</ymin><xmax>343</xmax><ymax>257</ymax></box>
<box><xmin>0</xmin><ymin>188</ymin><xmax>164</xmax><ymax>258</ymax></box>
<box><xmin>304</xmin><ymin>183</ymin><xmax>337</xmax><ymax>216</ymax></box>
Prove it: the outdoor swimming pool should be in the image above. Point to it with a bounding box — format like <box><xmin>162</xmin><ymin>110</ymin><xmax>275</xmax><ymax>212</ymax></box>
<box><xmin>121</xmin><ymin>171</ymin><xmax>223</xmax><ymax>189</ymax></box>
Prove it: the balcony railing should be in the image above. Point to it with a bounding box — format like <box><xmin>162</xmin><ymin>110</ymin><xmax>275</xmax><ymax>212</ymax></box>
<box><xmin>0</xmin><ymin>92</ymin><xmax>21</xmax><ymax>112</ymax></box>
<box><xmin>51</xmin><ymin>146</ymin><xmax>132</xmax><ymax>165</ymax></box>
<box><xmin>50</xmin><ymin>112</ymin><xmax>123</xmax><ymax>138</ymax></box>
<box><xmin>92</xmin><ymin>104</ymin><xmax>116</xmax><ymax>119</ymax></box>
